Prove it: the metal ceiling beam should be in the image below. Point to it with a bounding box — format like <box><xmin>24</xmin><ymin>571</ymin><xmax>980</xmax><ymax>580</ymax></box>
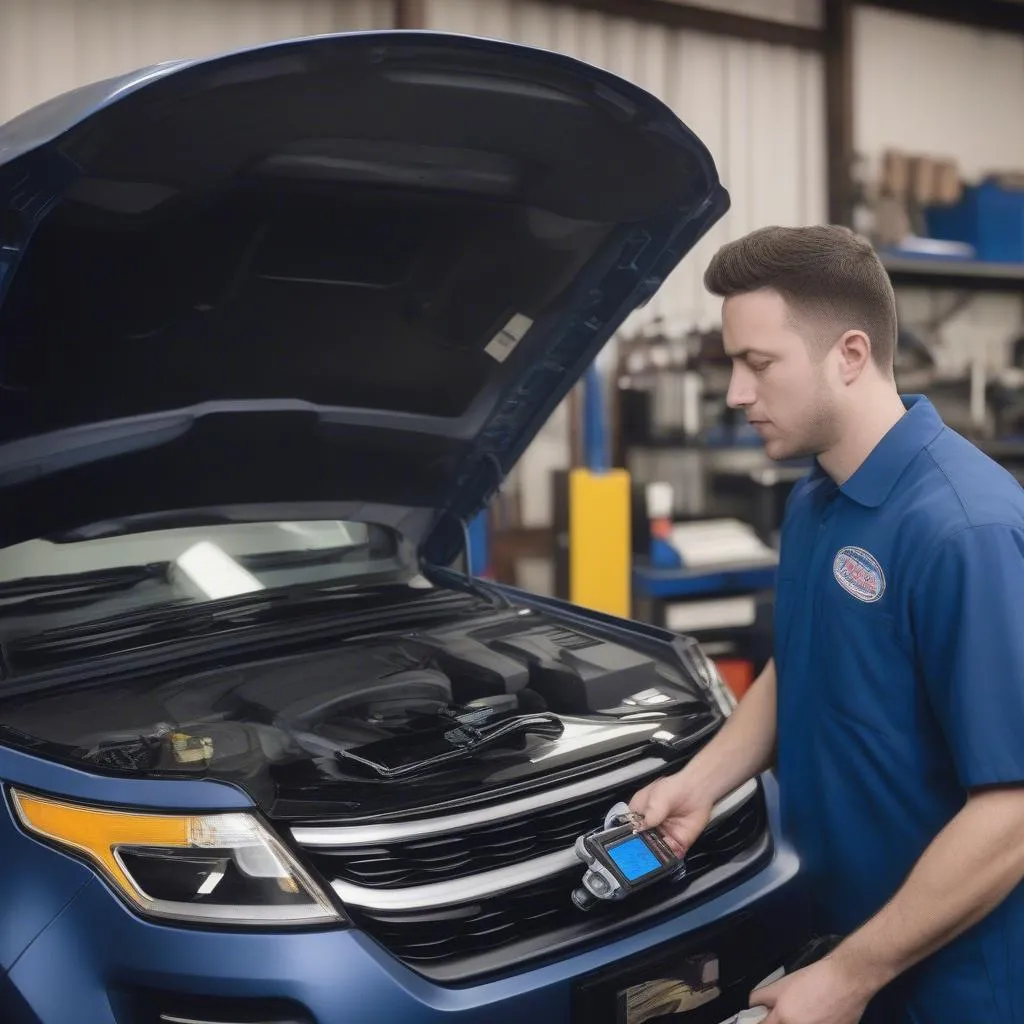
<box><xmin>393</xmin><ymin>0</ymin><xmax>427</xmax><ymax>29</ymax></box>
<box><xmin>858</xmin><ymin>0</ymin><xmax>1024</xmax><ymax>36</ymax></box>
<box><xmin>825</xmin><ymin>0</ymin><xmax>855</xmax><ymax>226</ymax></box>
<box><xmin>521</xmin><ymin>0</ymin><xmax>823</xmax><ymax>49</ymax></box>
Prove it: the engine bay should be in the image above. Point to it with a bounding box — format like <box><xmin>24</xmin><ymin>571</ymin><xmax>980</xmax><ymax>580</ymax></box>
<box><xmin>0</xmin><ymin>605</ymin><xmax>719</xmax><ymax>817</ymax></box>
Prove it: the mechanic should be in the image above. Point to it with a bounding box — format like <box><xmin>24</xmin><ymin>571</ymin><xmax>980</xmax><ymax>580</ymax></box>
<box><xmin>629</xmin><ymin>224</ymin><xmax>1024</xmax><ymax>1024</ymax></box>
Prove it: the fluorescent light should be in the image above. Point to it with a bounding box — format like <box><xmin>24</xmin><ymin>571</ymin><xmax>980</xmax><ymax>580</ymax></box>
<box><xmin>173</xmin><ymin>541</ymin><xmax>265</xmax><ymax>600</ymax></box>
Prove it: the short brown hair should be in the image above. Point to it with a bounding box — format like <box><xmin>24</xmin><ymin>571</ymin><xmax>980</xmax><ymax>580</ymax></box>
<box><xmin>704</xmin><ymin>225</ymin><xmax>898</xmax><ymax>372</ymax></box>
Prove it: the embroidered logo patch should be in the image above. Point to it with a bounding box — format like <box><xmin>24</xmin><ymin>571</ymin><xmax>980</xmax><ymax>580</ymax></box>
<box><xmin>832</xmin><ymin>546</ymin><xmax>886</xmax><ymax>603</ymax></box>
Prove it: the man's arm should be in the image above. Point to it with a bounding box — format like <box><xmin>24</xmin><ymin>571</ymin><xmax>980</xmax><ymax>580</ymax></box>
<box><xmin>839</xmin><ymin>785</ymin><xmax>1024</xmax><ymax>986</ymax></box>
<box><xmin>753</xmin><ymin>787</ymin><xmax>1024</xmax><ymax>1023</ymax></box>
<box><xmin>674</xmin><ymin>655</ymin><xmax>778</xmax><ymax>805</ymax></box>
<box><xmin>629</xmin><ymin>658</ymin><xmax>777</xmax><ymax>851</ymax></box>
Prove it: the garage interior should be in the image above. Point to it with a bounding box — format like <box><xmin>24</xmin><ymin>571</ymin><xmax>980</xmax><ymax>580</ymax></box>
<box><xmin>0</xmin><ymin>1</ymin><xmax>1022</xmax><ymax>1021</ymax></box>
<box><xmin>2</xmin><ymin>1</ymin><xmax>1021</xmax><ymax>694</ymax></box>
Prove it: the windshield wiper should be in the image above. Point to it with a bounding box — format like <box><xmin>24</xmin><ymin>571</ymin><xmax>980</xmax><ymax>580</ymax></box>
<box><xmin>0</xmin><ymin>545</ymin><xmax>388</xmax><ymax>615</ymax></box>
<box><xmin>0</xmin><ymin>564</ymin><xmax>169</xmax><ymax>611</ymax></box>
<box><xmin>7</xmin><ymin>577</ymin><xmax>452</xmax><ymax>658</ymax></box>
<box><xmin>237</xmin><ymin>543</ymin><xmax>373</xmax><ymax>572</ymax></box>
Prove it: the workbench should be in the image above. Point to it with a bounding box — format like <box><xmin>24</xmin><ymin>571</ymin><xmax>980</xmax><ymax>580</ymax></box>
<box><xmin>632</xmin><ymin>561</ymin><xmax>777</xmax><ymax>602</ymax></box>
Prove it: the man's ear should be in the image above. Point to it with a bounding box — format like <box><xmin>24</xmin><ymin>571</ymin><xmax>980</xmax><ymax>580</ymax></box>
<box><xmin>834</xmin><ymin>329</ymin><xmax>871</xmax><ymax>384</ymax></box>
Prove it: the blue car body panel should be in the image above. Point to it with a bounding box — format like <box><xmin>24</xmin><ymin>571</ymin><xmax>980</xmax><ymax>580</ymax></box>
<box><xmin>0</xmin><ymin>743</ymin><xmax>254</xmax><ymax>812</ymax></box>
<box><xmin>0</xmin><ymin>744</ymin><xmax>254</xmax><ymax>978</ymax></box>
<box><xmin>4</xmin><ymin>765</ymin><xmax>799</xmax><ymax>1023</ymax></box>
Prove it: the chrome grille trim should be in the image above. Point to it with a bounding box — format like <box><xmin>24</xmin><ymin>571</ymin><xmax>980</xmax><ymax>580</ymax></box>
<box><xmin>331</xmin><ymin>847</ymin><xmax>577</xmax><ymax>910</ymax></box>
<box><xmin>290</xmin><ymin>756</ymin><xmax>668</xmax><ymax>847</ymax></box>
<box><xmin>159</xmin><ymin>1017</ymin><xmax>298</xmax><ymax>1024</ymax></box>
<box><xmin>322</xmin><ymin>779</ymin><xmax>758</xmax><ymax>911</ymax></box>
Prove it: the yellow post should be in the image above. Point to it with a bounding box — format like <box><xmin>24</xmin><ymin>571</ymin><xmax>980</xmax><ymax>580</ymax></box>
<box><xmin>568</xmin><ymin>466</ymin><xmax>632</xmax><ymax>619</ymax></box>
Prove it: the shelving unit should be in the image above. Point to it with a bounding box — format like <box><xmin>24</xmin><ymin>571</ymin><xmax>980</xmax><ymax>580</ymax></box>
<box><xmin>879</xmin><ymin>251</ymin><xmax>1024</xmax><ymax>435</ymax></box>
<box><xmin>881</xmin><ymin>254</ymin><xmax>1024</xmax><ymax>293</ymax></box>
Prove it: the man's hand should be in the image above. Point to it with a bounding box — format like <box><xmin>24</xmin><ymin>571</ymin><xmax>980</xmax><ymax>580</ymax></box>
<box><xmin>750</xmin><ymin>958</ymin><xmax>873</xmax><ymax>1024</ymax></box>
<box><xmin>628</xmin><ymin>773</ymin><xmax>713</xmax><ymax>856</ymax></box>
<box><xmin>627</xmin><ymin>660</ymin><xmax>778</xmax><ymax>855</ymax></box>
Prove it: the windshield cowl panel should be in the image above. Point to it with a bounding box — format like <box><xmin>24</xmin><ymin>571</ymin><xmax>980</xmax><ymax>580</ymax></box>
<box><xmin>0</xmin><ymin>519</ymin><xmax>420</xmax><ymax>652</ymax></box>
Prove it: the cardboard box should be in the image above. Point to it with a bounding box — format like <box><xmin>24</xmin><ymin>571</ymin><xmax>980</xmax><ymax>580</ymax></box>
<box><xmin>933</xmin><ymin>160</ymin><xmax>962</xmax><ymax>205</ymax></box>
<box><xmin>909</xmin><ymin>156</ymin><xmax>935</xmax><ymax>205</ymax></box>
<box><xmin>881</xmin><ymin>149</ymin><xmax>910</xmax><ymax>198</ymax></box>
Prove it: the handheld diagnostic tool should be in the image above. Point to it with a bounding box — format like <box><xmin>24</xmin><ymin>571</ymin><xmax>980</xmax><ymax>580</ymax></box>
<box><xmin>571</xmin><ymin>801</ymin><xmax>685</xmax><ymax>910</ymax></box>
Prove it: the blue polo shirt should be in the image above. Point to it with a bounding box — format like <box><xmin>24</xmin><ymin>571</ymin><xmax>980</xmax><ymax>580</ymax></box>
<box><xmin>774</xmin><ymin>395</ymin><xmax>1024</xmax><ymax>1021</ymax></box>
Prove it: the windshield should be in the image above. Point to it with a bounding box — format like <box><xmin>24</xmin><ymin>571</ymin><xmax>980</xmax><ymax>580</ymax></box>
<box><xmin>0</xmin><ymin>519</ymin><xmax>419</xmax><ymax>639</ymax></box>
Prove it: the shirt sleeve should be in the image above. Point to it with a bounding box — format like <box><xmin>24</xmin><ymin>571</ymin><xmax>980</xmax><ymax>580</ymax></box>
<box><xmin>911</xmin><ymin>523</ymin><xmax>1024</xmax><ymax>789</ymax></box>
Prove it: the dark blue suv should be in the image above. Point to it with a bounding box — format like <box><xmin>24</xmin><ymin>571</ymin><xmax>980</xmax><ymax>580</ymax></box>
<box><xmin>0</xmin><ymin>30</ymin><xmax>810</xmax><ymax>1024</ymax></box>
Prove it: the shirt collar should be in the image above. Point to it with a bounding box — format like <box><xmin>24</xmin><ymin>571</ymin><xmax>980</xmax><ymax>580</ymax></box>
<box><xmin>826</xmin><ymin>394</ymin><xmax>944</xmax><ymax>508</ymax></box>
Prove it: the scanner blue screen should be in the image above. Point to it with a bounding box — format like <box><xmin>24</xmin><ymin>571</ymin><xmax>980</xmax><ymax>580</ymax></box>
<box><xmin>608</xmin><ymin>835</ymin><xmax>660</xmax><ymax>881</ymax></box>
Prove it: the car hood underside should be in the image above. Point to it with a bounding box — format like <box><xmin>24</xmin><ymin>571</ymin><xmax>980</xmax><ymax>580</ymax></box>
<box><xmin>0</xmin><ymin>30</ymin><xmax>727</xmax><ymax>563</ymax></box>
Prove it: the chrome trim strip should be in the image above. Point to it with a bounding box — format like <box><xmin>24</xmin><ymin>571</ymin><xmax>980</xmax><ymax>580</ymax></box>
<box><xmin>159</xmin><ymin>1017</ymin><xmax>296</xmax><ymax>1024</ymax></box>
<box><xmin>291</xmin><ymin>756</ymin><xmax>669</xmax><ymax>847</ymax></box>
<box><xmin>332</xmin><ymin>847</ymin><xmax>578</xmax><ymax>910</ymax></box>
<box><xmin>138</xmin><ymin>899</ymin><xmax>334</xmax><ymax>923</ymax></box>
<box><xmin>328</xmin><ymin>779</ymin><xmax>759</xmax><ymax>911</ymax></box>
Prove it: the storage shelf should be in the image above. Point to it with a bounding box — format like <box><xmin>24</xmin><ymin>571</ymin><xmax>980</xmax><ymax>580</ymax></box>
<box><xmin>881</xmin><ymin>254</ymin><xmax>1024</xmax><ymax>292</ymax></box>
<box><xmin>633</xmin><ymin>559</ymin><xmax>777</xmax><ymax>599</ymax></box>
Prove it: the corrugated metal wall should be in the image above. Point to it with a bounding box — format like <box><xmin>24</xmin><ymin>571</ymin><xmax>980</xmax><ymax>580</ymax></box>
<box><xmin>0</xmin><ymin>0</ymin><xmax>393</xmax><ymax>124</ymax></box>
<box><xmin>662</xmin><ymin>0</ymin><xmax>822</xmax><ymax>28</ymax></box>
<box><xmin>0</xmin><ymin>0</ymin><xmax>828</xmax><ymax>352</ymax></box>
<box><xmin>426</xmin><ymin>0</ymin><xmax>827</xmax><ymax>340</ymax></box>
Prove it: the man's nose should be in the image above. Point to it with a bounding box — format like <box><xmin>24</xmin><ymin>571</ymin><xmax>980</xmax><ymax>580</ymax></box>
<box><xmin>726</xmin><ymin>367</ymin><xmax>755</xmax><ymax>409</ymax></box>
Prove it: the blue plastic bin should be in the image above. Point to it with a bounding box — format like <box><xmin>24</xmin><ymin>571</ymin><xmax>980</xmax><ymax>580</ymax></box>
<box><xmin>925</xmin><ymin>179</ymin><xmax>1024</xmax><ymax>263</ymax></box>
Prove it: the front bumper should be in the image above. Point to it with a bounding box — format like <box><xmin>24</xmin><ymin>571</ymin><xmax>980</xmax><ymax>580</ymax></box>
<box><xmin>2</xmin><ymin>766</ymin><xmax>809</xmax><ymax>1024</ymax></box>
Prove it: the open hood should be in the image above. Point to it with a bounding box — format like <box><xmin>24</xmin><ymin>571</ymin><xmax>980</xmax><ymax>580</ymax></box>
<box><xmin>0</xmin><ymin>31</ymin><xmax>728</xmax><ymax>565</ymax></box>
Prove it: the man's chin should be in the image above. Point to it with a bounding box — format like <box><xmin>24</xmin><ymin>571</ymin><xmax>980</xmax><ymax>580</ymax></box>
<box><xmin>763</xmin><ymin>437</ymin><xmax>808</xmax><ymax>462</ymax></box>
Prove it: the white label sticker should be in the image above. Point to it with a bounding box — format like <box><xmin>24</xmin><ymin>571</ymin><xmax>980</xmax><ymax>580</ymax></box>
<box><xmin>484</xmin><ymin>312</ymin><xmax>533</xmax><ymax>363</ymax></box>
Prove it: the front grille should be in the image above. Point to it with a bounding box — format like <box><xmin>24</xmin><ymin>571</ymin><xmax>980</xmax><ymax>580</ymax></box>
<box><xmin>353</xmin><ymin>870</ymin><xmax>573</xmax><ymax>963</ymax></box>
<box><xmin>354</xmin><ymin>794</ymin><xmax>766</xmax><ymax>975</ymax></box>
<box><xmin>305</xmin><ymin>771</ymin><xmax>662</xmax><ymax>889</ymax></box>
<box><xmin>297</xmin><ymin>780</ymin><xmax>768</xmax><ymax>980</ymax></box>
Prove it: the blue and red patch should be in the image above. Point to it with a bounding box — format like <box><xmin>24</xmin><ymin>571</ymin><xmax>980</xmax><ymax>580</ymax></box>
<box><xmin>832</xmin><ymin>546</ymin><xmax>886</xmax><ymax>603</ymax></box>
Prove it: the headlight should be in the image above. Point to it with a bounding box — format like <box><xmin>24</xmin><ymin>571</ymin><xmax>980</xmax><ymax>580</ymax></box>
<box><xmin>675</xmin><ymin>637</ymin><xmax>737</xmax><ymax>716</ymax></box>
<box><xmin>9</xmin><ymin>789</ymin><xmax>341</xmax><ymax>927</ymax></box>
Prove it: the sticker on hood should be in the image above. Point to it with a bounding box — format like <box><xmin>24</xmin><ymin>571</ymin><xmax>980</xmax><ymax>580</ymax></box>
<box><xmin>484</xmin><ymin>313</ymin><xmax>533</xmax><ymax>362</ymax></box>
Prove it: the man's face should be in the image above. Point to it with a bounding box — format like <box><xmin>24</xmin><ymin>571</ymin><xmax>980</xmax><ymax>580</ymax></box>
<box><xmin>722</xmin><ymin>289</ymin><xmax>840</xmax><ymax>462</ymax></box>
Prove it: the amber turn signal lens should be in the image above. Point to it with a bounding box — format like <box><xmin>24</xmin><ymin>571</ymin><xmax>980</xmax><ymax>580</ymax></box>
<box><xmin>9</xmin><ymin>789</ymin><xmax>340</xmax><ymax>926</ymax></box>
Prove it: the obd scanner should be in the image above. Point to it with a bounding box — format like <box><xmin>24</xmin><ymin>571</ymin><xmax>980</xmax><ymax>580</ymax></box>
<box><xmin>571</xmin><ymin>801</ymin><xmax>685</xmax><ymax>910</ymax></box>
